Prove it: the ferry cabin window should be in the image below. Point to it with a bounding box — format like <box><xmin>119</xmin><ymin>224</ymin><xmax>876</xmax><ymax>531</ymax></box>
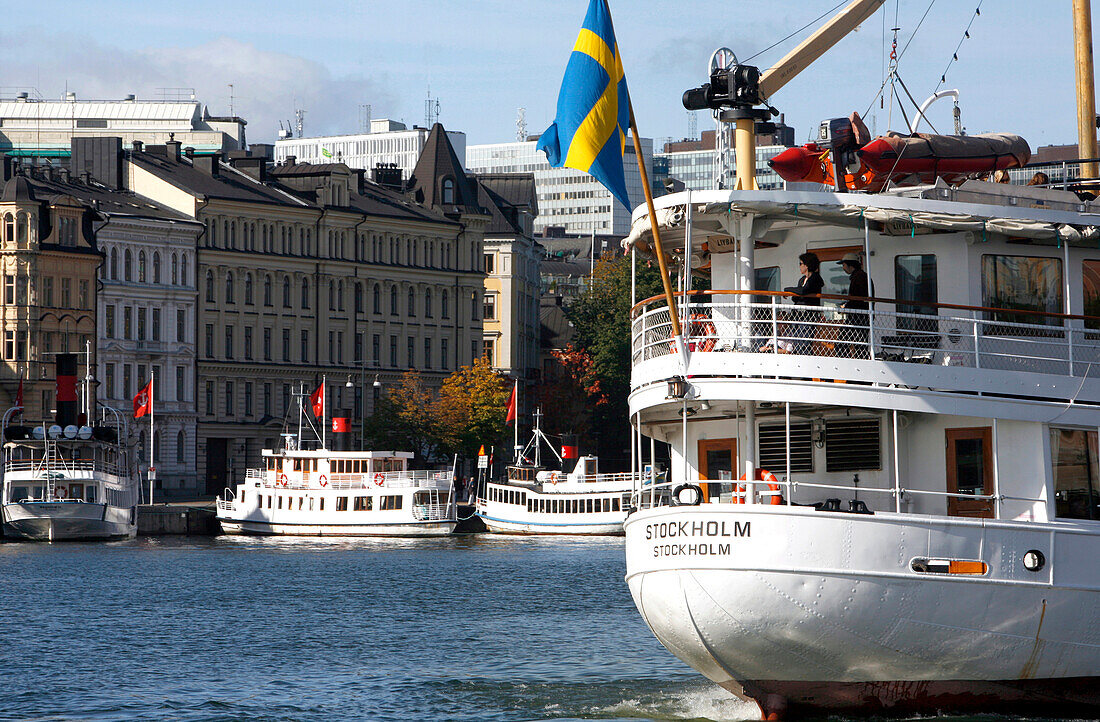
<box><xmin>895</xmin><ymin>255</ymin><xmax>938</xmax><ymax>331</ymax></box>
<box><xmin>240</xmin><ymin>491</ymin><xmax>246</xmax><ymax>504</ymax></box>
<box><xmin>981</xmin><ymin>255</ymin><xmax>1063</xmax><ymax>325</ymax></box>
<box><xmin>12</xmin><ymin>486</ymin><xmax>27</xmax><ymax>501</ymax></box>
<box><xmin>825</xmin><ymin>418</ymin><xmax>881</xmax><ymax>472</ymax></box>
<box><xmin>336</xmin><ymin>496</ymin><xmax>348</xmax><ymax>511</ymax></box>
<box><xmin>298</xmin><ymin>497</ymin><xmax>304</xmax><ymax>510</ymax></box>
<box><xmin>1050</xmin><ymin>428</ymin><xmax>1100</xmax><ymax>520</ymax></box>
<box><xmin>755</xmin><ymin>267</ymin><xmax>781</xmax><ymax>293</ymax></box>
<box><xmin>319</xmin><ymin>497</ymin><xmax>325</xmax><ymax>511</ymax></box>
<box><xmin>380</xmin><ymin>495</ymin><xmax>402</xmax><ymax>510</ymax></box>
<box><xmin>1083</xmin><ymin>260</ymin><xmax>1100</xmax><ymax>329</ymax></box>
<box><xmin>353</xmin><ymin>496</ymin><xmax>371</xmax><ymax>511</ymax></box>
<box><xmin>277</xmin><ymin>496</ymin><xmax>283</xmax><ymax>509</ymax></box>
<box><xmin>309</xmin><ymin>497</ymin><xmax>314</xmax><ymax>511</ymax></box>
<box><xmin>759</xmin><ymin>423</ymin><xmax>814</xmax><ymax>473</ymax></box>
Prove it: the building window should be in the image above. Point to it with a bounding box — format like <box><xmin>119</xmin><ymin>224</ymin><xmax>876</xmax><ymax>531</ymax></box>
<box><xmin>263</xmin><ymin>275</ymin><xmax>272</xmax><ymax>306</ymax></box>
<box><xmin>181</xmin><ymin>256</ymin><xmax>188</xmax><ymax>285</ymax></box>
<box><xmin>224</xmin><ymin>326</ymin><xmax>234</xmax><ymax>359</ymax></box>
<box><xmin>441</xmin><ymin>338</ymin><xmax>448</xmax><ymax>370</ymax></box>
<box><xmin>244</xmin><ymin>382</ymin><xmax>253</xmax><ymax>417</ymax></box>
<box><xmin>244</xmin><ymin>327</ymin><xmax>253</xmax><ymax>360</ymax></box>
<box><xmin>245</xmin><ymin>273</ymin><xmax>253</xmax><ymax>305</ymax></box>
<box><xmin>59</xmin><ymin>278</ymin><xmax>69</xmax><ymax>307</ymax></box>
<box><xmin>176</xmin><ymin>431</ymin><xmax>186</xmax><ymax>464</ymax></box>
<box><xmin>225</xmin><ymin>381</ymin><xmax>234</xmax><ymax>416</ymax></box>
<box><xmin>3</xmin><ymin>274</ymin><xmax>12</xmax><ymax>304</ymax></box>
<box><xmin>282</xmin><ymin>329</ymin><xmax>290</xmax><ymax>362</ymax></box>
<box><xmin>205</xmin><ymin>381</ymin><xmax>214</xmax><ymax>415</ymax></box>
<box><xmin>373</xmin><ymin>284</ymin><xmax>381</xmax><ymax>314</ymax></box>
<box><xmin>137</xmin><ymin>308</ymin><xmax>147</xmax><ymax>341</ymax></box>
<box><xmin>263</xmin><ymin>328</ymin><xmax>272</xmax><ymax>360</ymax></box>
<box><xmin>206</xmin><ymin>271</ymin><xmax>215</xmax><ymax>303</ymax></box>
<box><xmin>355</xmin><ymin>283</ymin><xmax>363</xmax><ymax>314</ymax></box>
<box><xmin>124</xmin><ymin>307</ymin><xmax>132</xmax><ymax>339</ymax></box>
<box><xmin>263</xmin><ymin>383</ymin><xmax>272</xmax><ymax>416</ymax></box>
<box><xmin>483</xmin><ymin>294</ymin><xmax>496</xmax><ymax>320</ymax></box>
<box><xmin>389</xmin><ymin>335</ymin><xmax>397</xmax><ymax>367</ymax></box>
<box><xmin>171</xmin><ymin>254</ymin><xmax>178</xmax><ymax>285</ymax></box>
<box><xmin>482</xmin><ymin>339</ymin><xmax>494</xmax><ymax>363</ymax></box>
<box><xmin>408</xmin><ymin>287</ymin><xmax>415</xmax><ymax>317</ymax></box>
<box><xmin>151</xmin><ymin>308</ymin><xmax>161</xmax><ymax>341</ymax></box>
<box><xmin>110</xmin><ymin>248</ymin><xmax>118</xmax><ymax>279</ymax></box>
<box><xmin>176</xmin><ymin>309</ymin><xmax>186</xmax><ymax>342</ymax></box>
<box><xmin>125</xmin><ymin>250</ymin><xmax>133</xmax><ymax>281</ymax></box>
<box><xmin>153</xmin><ymin>252</ymin><xmax>161</xmax><ymax>283</ymax></box>
<box><xmin>484</xmin><ymin>253</ymin><xmax>494</xmax><ymax>274</ymax></box>
<box><xmin>105</xmin><ymin>363</ymin><xmax>115</xmax><ymax>399</ymax></box>
<box><xmin>424</xmin><ymin>338</ymin><xmax>431</xmax><ymax>369</ymax></box>
<box><xmin>301</xmin><ymin>330</ymin><xmax>309</xmax><ymax>363</ymax></box>
<box><xmin>442</xmin><ymin>177</ymin><xmax>455</xmax><ymax>204</ymax></box>
<box><xmin>105</xmin><ymin>305</ymin><xmax>115</xmax><ymax>338</ymax></box>
<box><xmin>283</xmin><ymin>277</ymin><xmax>291</xmax><ymax>307</ymax></box>
<box><xmin>225</xmin><ymin>272</ymin><xmax>235</xmax><ymax>304</ymax></box>
<box><xmin>301</xmin><ymin>278</ymin><xmax>309</xmax><ymax>309</ymax></box>
<box><xmin>981</xmin><ymin>255</ymin><xmax>1063</xmax><ymax>325</ymax></box>
<box><xmin>138</xmin><ymin>251</ymin><xmax>147</xmax><ymax>283</ymax></box>
<box><xmin>372</xmin><ymin>334</ymin><xmax>380</xmax><ymax>366</ymax></box>
<box><xmin>176</xmin><ymin>366</ymin><xmax>185</xmax><ymax>402</ymax></box>
<box><xmin>407</xmin><ymin>336</ymin><xmax>415</xmax><ymax>367</ymax></box>
<box><xmin>204</xmin><ymin>324</ymin><xmax>213</xmax><ymax>357</ymax></box>
<box><xmin>390</xmin><ymin>287</ymin><xmax>398</xmax><ymax>315</ymax></box>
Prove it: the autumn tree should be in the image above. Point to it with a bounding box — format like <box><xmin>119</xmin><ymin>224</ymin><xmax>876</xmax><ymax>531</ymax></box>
<box><xmin>537</xmin><ymin>344</ymin><xmax>597</xmax><ymax>440</ymax></box>
<box><xmin>564</xmin><ymin>253</ymin><xmax>665</xmax><ymax>464</ymax></box>
<box><xmin>433</xmin><ymin>356</ymin><xmax>510</xmax><ymax>459</ymax></box>
<box><xmin>362</xmin><ymin>371</ymin><xmax>438</xmax><ymax>463</ymax></box>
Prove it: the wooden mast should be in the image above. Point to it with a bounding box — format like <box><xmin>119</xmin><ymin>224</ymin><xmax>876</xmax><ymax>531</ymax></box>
<box><xmin>1074</xmin><ymin>0</ymin><xmax>1098</xmax><ymax>180</ymax></box>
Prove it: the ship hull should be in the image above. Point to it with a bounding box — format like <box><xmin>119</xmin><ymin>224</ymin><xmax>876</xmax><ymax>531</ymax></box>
<box><xmin>624</xmin><ymin>504</ymin><xmax>1100</xmax><ymax>719</ymax></box>
<box><xmin>2</xmin><ymin>502</ymin><xmax>136</xmax><ymax>541</ymax></box>
<box><xmin>216</xmin><ymin>517</ymin><xmax>456</xmax><ymax>537</ymax></box>
<box><xmin>479</xmin><ymin>513</ymin><xmax>624</xmax><ymax>535</ymax></box>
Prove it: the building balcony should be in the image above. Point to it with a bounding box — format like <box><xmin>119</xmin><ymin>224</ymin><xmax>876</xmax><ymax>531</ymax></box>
<box><xmin>631</xmin><ymin>291</ymin><xmax>1100</xmax><ymax>408</ymax></box>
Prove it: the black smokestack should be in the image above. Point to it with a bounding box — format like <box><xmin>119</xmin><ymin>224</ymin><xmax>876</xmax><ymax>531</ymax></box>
<box><xmin>55</xmin><ymin>353</ymin><xmax>78</xmax><ymax>427</ymax></box>
<box><xmin>561</xmin><ymin>433</ymin><xmax>579</xmax><ymax>462</ymax></box>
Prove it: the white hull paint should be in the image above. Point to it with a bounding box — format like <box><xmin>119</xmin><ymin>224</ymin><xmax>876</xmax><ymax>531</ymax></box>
<box><xmin>2</xmin><ymin>502</ymin><xmax>136</xmax><ymax>541</ymax></box>
<box><xmin>624</xmin><ymin>504</ymin><xmax>1100</xmax><ymax>716</ymax></box>
<box><xmin>217</xmin><ymin>518</ymin><xmax>456</xmax><ymax>537</ymax></box>
<box><xmin>480</xmin><ymin>512</ymin><xmax>625</xmax><ymax>536</ymax></box>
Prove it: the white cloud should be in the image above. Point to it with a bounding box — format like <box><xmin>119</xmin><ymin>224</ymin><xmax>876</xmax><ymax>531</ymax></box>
<box><xmin>0</xmin><ymin>35</ymin><xmax>399</xmax><ymax>143</ymax></box>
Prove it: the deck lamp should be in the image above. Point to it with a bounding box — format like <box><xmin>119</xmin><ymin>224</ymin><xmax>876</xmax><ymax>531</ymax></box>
<box><xmin>666</xmin><ymin>376</ymin><xmax>689</xmax><ymax>400</ymax></box>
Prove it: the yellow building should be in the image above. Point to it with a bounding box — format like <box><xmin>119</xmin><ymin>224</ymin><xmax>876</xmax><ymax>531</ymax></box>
<box><xmin>0</xmin><ymin>167</ymin><xmax>101</xmax><ymax>419</ymax></box>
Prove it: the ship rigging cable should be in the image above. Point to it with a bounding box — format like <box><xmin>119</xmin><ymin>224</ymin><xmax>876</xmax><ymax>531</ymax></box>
<box><xmin>932</xmin><ymin>3</ymin><xmax>984</xmax><ymax>95</ymax></box>
<box><xmin>742</xmin><ymin>0</ymin><xmax>848</xmax><ymax>65</ymax></box>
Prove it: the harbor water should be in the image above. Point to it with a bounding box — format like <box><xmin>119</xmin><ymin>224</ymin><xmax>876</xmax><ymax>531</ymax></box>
<box><xmin>0</xmin><ymin>535</ymin><xmax>756</xmax><ymax>722</ymax></box>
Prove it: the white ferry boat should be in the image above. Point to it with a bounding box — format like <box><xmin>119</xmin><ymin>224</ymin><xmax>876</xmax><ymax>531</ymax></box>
<box><xmin>476</xmin><ymin>412</ymin><xmax>640</xmax><ymax>535</ymax></box>
<box><xmin>1</xmin><ymin>355</ymin><xmax>139</xmax><ymax>541</ymax></box>
<box><xmin>620</xmin><ymin>5</ymin><xmax>1100</xmax><ymax>716</ymax></box>
<box><xmin>216</xmin><ymin>386</ymin><xmax>456</xmax><ymax>537</ymax></box>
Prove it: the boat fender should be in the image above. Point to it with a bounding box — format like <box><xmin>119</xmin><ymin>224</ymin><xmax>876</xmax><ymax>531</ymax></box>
<box><xmin>318</xmin><ymin>474</ymin><xmax>328</xmax><ymax>487</ymax></box>
<box><xmin>374</xmin><ymin>472</ymin><xmax>385</xmax><ymax>486</ymax></box>
<box><xmin>735</xmin><ymin>469</ymin><xmax>783</xmax><ymax>505</ymax></box>
<box><xmin>278</xmin><ymin>473</ymin><xmax>288</xmax><ymax>487</ymax></box>
<box><xmin>672</xmin><ymin>483</ymin><xmax>703</xmax><ymax>506</ymax></box>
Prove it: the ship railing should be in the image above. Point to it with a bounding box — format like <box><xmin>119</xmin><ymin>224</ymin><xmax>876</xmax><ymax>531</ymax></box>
<box><xmin>243</xmin><ymin>468</ymin><xmax>451</xmax><ymax>490</ymax></box>
<box><xmin>215</xmin><ymin>497</ymin><xmax>234</xmax><ymax>512</ymax></box>
<box><xmin>630</xmin><ymin>476</ymin><xmax>1047</xmax><ymax>519</ymax></box>
<box><xmin>5</xmin><ymin>458</ymin><xmax>124</xmax><ymax>477</ymax></box>
<box><xmin>412</xmin><ymin>502</ymin><xmax>453</xmax><ymax>521</ymax></box>
<box><xmin>631</xmin><ymin>290</ymin><xmax>1100</xmax><ymax>381</ymax></box>
<box><xmin>570</xmin><ymin>472</ymin><xmax>641</xmax><ymax>485</ymax></box>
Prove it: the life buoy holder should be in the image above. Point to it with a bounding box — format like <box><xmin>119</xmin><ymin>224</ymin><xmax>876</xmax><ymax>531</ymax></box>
<box><xmin>549</xmin><ymin>471</ymin><xmax>560</xmax><ymax>484</ymax></box>
<box><xmin>318</xmin><ymin>474</ymin><xmax>328</xmax><ymax>487</ymax></box>
<box><xmin>733</xmin><ymin>468</ymin><xmax>783</xmax><ymax>505</ymax></box>
<box><xmin>277</xmin><ymin>473</ymin><xmax>288</xmax><ymax>487</ymax></box>
<box><xmin>53</xmin><ymin>485</ymin><xmax>66</xmax><ymax>499</ymax></box>
<box><xmin>672</xmin><ymin>483</ymin><xmax>703</xmax><ymax>506</ymax></box>
<box><xmin>374</xmin><ymin>472</ymin><xmax>385</xmax><ymax>486</ymax></box>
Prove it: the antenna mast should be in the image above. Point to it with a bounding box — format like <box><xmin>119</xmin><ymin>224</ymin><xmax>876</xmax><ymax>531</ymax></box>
<box><xmin>295</xmin><ymin>108</ymin><xmax>305</xmax><ymax>138</ymax></box>
<box><xmin>425</xmin><ymin>88</ymin><xmax>440</xmax><ymax>127</ymax></box>
<box><xmin>516</xmin><ymin>107</ymin><xmax>527</xmax><ymax>141</ymax></box>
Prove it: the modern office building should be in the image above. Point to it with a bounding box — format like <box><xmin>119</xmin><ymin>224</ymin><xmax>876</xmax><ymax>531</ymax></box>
<box><xmin>0</xmin><ymin>91</ymin><xmax>245</xmax><ymax>159</ymax></box>
<box><xmin>655</xmin><ymin>125</ymin><xmax>796</xmax><ymax>192</ymax></box>
<box><xmin>274</xmin><ymin>119</ymin><xmax>466</xmax><ymax>183</ymax></box>
<box><xmin>466</xmin><ymin>136</ymin><xmax>654</xmax><ymax>236</ymax></box>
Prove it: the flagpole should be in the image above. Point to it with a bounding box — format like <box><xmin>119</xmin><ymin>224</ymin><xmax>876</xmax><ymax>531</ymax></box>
<box><xmin>627</xmin><ymin>105</ymin><xmax>685</xmax><ymax>356</ymax></box>
<box><xmin>513</xmin><ymin>379</ymin><xmax>519</xmax><ymax>462</ymax></box>
<box><xmin>149</xmin><ymin>371</ymin><xmax>154</xmax><ymax>506</ymax></box>
<box><xmin>321</xmin><ymin>374</ymin><xmax>327</xmax><ymax>451</ymax></box>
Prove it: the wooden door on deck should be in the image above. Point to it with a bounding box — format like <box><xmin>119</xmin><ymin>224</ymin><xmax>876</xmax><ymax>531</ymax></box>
<box><xmin>946</xmin><ymin>427</ymin><xmax>994</xmax><ymax>518</ymax></box>
<box><xmin>698</xmin><ymin>438</ymin><xmax>737</xmax><ymax>503</ymax></box>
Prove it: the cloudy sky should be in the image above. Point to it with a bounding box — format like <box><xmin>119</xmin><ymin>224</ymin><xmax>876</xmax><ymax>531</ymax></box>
<box><xmin>0</xmin><ymin>1</ymin><xmax>1089</xmax><ymax>151</ymax></box>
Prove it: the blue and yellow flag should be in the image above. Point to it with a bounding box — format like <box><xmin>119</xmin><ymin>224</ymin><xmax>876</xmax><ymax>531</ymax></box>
<box><xmin>537</xmin><ymin>0</ymin><xmax>631</xmax><ymax>211</ymax></box>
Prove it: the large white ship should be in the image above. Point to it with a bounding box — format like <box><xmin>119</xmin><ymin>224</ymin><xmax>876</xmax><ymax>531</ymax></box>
<box><xmin>620</xmin><ymin>2</ymin><xmax>1100</xmax><ymax>717</ymax></box>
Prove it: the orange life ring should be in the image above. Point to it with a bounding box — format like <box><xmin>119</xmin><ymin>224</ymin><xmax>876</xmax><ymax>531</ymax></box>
<box><xmin>318</xmin><ymin>474</ymin><xmax>328</xmax><ymax>487</ymax></box>
<box><xmin>54</xmin><ymin>485</ymin><xmax>66</xmax><ymax>498</ymax></box>
<box><xmin>374</xmin><ymin>472</ymin><xmax>385</xmax><ymax>486</ymax></box>
<box><xmin>277</xmin><ymin>473</ymin><xmax>288</xmax><ymax>487</ymax></box>
<box><xmin>549</xmin><ymin>471</ymin><xmax>560</xmax><ymax>484</ymax></box>
<box><xmin>670</xmin><ymin>313</ymin><xmax>717</xmax><ymax>353</ymax></box>
<box><xmin>733</xmin><ymin>468</ymin><xmax>783</xmax><ymax>505</ymax></box>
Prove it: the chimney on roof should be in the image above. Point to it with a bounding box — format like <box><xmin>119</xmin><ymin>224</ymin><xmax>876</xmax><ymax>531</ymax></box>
<box><xmin>372</xmin><ymin>163</ymin><xmax>403</xmax><ymax>191</ymax></box>
<box><xmin>59</xmin><ymin>168</ymin><xmax>70</xmax><ymax>183</ymax></box>
<box><xmin>184</xmin><ymin>146</ymin><xmax>195</xmax><ymax>158</ymax></box>
<box><xmin>285</xmin><ymin>155</ymin><xmax>296</xmax><ymax>166</ymax></box>
<box><xmin>353</xmin><ymin>168</ymin><xmax>366</xmax><ymax>195</ymax></box>
<box><xmin>229</xmin><ymin>155</ymin><xmax>267</xmax><ymax>183</ymax></box>
<box><xmin>79</xmin><ymin>172</ymin><xmax>91</xmax><ymax>185</ymax></box>
<box><xmin>132</xmin><ymin>140</ymin><xmax>143</xmax><ymax>153</ymax></box>
<box><xmin>193</xmin><ymin>154</ymin><xmax>221</xmax><ymax>177</ymax></box>
<box><xmin>166</xmin><ymin>134</ymin><xmax>181</xmax><ymax>162</ymax></box>
<box><xmin>249</xmin><ymin>143</ymin><xmax>274</xmax><ymax>161</ymax></box>
<box><xmin>72</xmin><ymin>137</ymin><xmax>123</xmax><ymax>190</ymax></box>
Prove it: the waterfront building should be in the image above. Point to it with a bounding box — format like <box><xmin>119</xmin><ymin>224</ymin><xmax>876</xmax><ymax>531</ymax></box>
<box><xmin>125</xmin><ymin>124</ymin><xmax>486</xmax><ymax>492</ymax></box>
<box><xmin>274</xmin><ymin>119</ymin><xmax>466</xmax><ymax>184</ymax></box>
<box><xmin>0</xmin><ymin>90</ymin><xmax>245</xmax><ymax>159</ymax></box>
<box><xmin>474</xmin><ymin>173</ymin><xmax>541</xmax><ymax>383</ymax></box>
<box><xmin>466</xmin><ymin>136</ymin><xmax>653</xmax><ymax>236</ymax></box>
<box><xmin>655</xmin><ymin>127</ymin><xmax>795</xmax><ymax>192</ymax></box>
<box><xmin>0</xmin><ymin>159</ymin><xmax>101</xmax><ymax>420</ymax></box>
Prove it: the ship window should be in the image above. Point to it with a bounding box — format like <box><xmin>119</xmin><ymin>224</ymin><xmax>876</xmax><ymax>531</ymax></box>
<box><xmin>380</xmin><ymin>495</ymin><xmax>402</xmax><ymax>510</ymax></box>
<box><xmin>298</xmin><ymin>497</ymin><xmax>304</xmax><ymax>510</ymax></box>
<box><xmin>240</xmin><ymin>491</ymin><xmax>246</xmax><ymax>504</ymax></box>
<box><xmin>1051</xmin><ymin>428</ymin><xmax>1100</xmax><ymax>520</ymax></box>
<box><xmin>895</xmin><ymin>254</ymin><xmax>938</xmax><ymax>331</ymax></box>
<box><xmin>614</xmin><ymin>498</ymin><xmax>621</xmax><ymax>511</ymax></box>
<box><xmin>759</xmin><ymin>423</ymin><xmax>814</xmax><ymax>473</ymax></box>
<box><xmin>1083</xmin><ymin>260</ymin><xmax>1100</xmax><ymax>330</ymax></box>
<box><xmin>755</xmin><ymin>266</ymin><xmax>781</xmax><ymax>293</ymax></box>
<box><xmin>586</xmin><ymin>499</ymin><xmax>593</xmax><ymax>513</ymax></box>
<box><xmin>981</xmin><ymin>255</ymin><xmax>1063</xmax><ymax>326</ymax></box>
<box><xmin>825</xmin><ymin>418</ymin><xmax>881</xmax><ymax>472</ymax></box>
<box><xmin>336</xmin><ymin>496</ymin><xmax>348</xmax><ymax>511</ymax></box>
<box><xmin>12</xmin><ymin>486</ymin><xmax>27</xmax><ymax>501</ymax></box>
<box><xmin>277</xmin><ymin>496</ymin><xmax>283</xmax><ymax>509</ymax></box>
<box><xmin>309</xmin><ymin>497</ymin><xmax>314</xmax><ymax>510</ymax></box>
<box><xmin>319</xmin><ymin>497</ymin><xmax>325</xmax><ymax>511</ymax></box>
<box><xmin>86</xmin><ymin>486</ymin><xmax>95</xmax><ymax>502</ymax></box>
<box><xmin>354</xmin><ymin>496</ymin><xmax>371</xmax><ymax>511</ymax></box>
<box><xmin>267</xmin><ymin>495</ymin><xmax>272</xmax><ymax>508</ymax></box>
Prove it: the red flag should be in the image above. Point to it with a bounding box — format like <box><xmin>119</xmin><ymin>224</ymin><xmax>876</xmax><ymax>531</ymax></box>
<box><xmin>310</xmin><ymin>382</ymin><xmax>325</xmax><ymax>419</ymax></box>
<box><xmin>133</xmin><ymin>380</ymin><xmax>152</xmax><ymax>418</ymax></box>
<box><xmin>14</xmin><ymin>374</ymin><xmax>23</xmax><ymax>410</ymax></box>
<box><xmin>504</xmin><ymin>383</ymin><xmax>517</xmax><ymax>425</ymax></box>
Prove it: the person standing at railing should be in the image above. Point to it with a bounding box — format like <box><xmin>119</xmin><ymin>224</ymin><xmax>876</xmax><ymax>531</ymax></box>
<box><xmin>785</xmin><ymin>252</ymin><xmax>824</xmax><ymax>354</ymax></box>
<box><xmin>838</xmin><ymin>253</ymin><xmax>872</xmax><ymax>358</ymax></box>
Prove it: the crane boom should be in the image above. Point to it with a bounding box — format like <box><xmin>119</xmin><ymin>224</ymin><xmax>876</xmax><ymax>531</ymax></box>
<box><xmin>759</xmin><ymin>0</ymin><xmax>886</xmax><ymax>99</ymax></box>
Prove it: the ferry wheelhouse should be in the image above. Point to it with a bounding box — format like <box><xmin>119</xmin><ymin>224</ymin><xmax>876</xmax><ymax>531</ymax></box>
<box><xmin>476</xmin><ymin>413</ymin><xmax>642</xmax><ymax>535</ymax></box>
<box><xmin>217</xmin><ymin>446</ymin><xmax>456</xmax><ymax>537</ymax></box>
<box><xmin>622</xmin><ymin>179</ymin><xmax>1100</xmax><ymax>718</ymax></box>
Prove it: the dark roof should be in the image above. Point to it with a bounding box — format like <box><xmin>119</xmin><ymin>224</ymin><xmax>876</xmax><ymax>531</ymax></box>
<box><xmin>1</xmin><ymin>176</ymin><xmax>35</xmax><ymax>203</ymax></box>
<box><xmin>20</xmin><ymin>171</ymin><xmax>194</xmax><ymax>223</ymax></box>
<box><xmin>477</xmin><ymin>173</ymin><xmax>538</xmax><ymax>213</ymax></box>
<box><xmin>475</xmin><ymin>173</ymin><xmax>538</xmax><ymax>236</ymax></box>
<box><xmin>130</xmin><ymin>149</ymin><xmax>308</xmax><ymax>208</ymax></box>
<box><xmin>541</xmin><ymin>258</ymin><xmax>590</xmax><ymax>276</ymax></box>
<box><xmin>540</xmin><ymin>299</ymin><xmax>575</xmax><ymax>349</ymax></box>
<box><xmin>407</xmin><ymin>123</ymin><xmax>487</xmax><ymax>216</ymax></box>
<box><xmin>350</xmin><ymin>179</ymin><xmax>459</xmax><ymax>226</ymax></box>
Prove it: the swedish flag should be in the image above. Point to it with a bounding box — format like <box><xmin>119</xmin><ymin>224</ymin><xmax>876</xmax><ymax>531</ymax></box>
<box><xmin>537</xmin><ymin>0</ymin><xmax>632</xmax><ymax>212</ymax></box>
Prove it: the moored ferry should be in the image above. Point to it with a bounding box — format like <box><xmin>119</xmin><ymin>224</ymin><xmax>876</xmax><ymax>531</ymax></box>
<box><xmin>216</xmin><ymin>383</ymin><xmax>456</xmax><ymax>537</ymax></box>
<box><xmin>617</xmin><ymin>3</ymin><xmax>1100</xmax><ymax>715</ymax></box>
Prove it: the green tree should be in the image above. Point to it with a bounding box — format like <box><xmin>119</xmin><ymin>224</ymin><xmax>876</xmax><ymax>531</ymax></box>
<box><xmin>433</xmin><ymin>357</ymin><xmax>510</xmax><ymax>459</ymax></box>
<box><xmin>565</xmin><ymin>253</ymin><xmax>666</xmax><ymax>465</ymax></box>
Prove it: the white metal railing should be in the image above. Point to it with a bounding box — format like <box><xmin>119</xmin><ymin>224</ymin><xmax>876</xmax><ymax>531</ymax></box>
<box><xmin>5</xmin><ymin>458</ymin><xmax>124</xmax><ymax>476</ymax></box>
<box><xmin>412</xmin><ymin>502</ymin><xmax>453</xmax><ymax>521</ymax></box>
<box><xmin>244</xmin><ymin>468</ymin><xmax>452</xmax><ymax>490</ymax></box>
<box><xmin>632</xmin><ymin>294</ymin><xmax>1100</xmax><ymax>381</ymax></box>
